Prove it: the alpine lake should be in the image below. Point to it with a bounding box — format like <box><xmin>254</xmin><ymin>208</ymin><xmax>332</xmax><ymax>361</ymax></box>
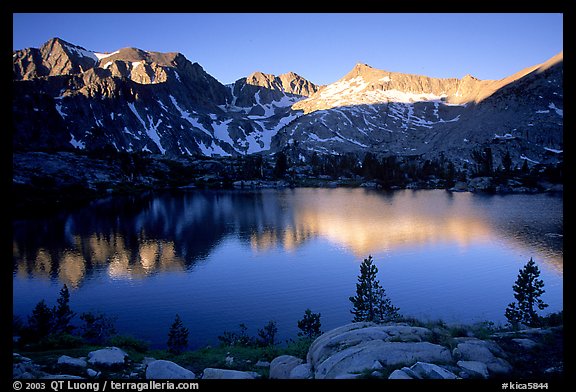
<box><xmin>13</xmin><ymin>188</ymin><xmax>563</xmax><ymax>349</ymax></box>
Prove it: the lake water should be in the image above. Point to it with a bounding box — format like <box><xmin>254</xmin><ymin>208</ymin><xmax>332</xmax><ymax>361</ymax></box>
<box><xmin>12</xmin><ymin>188</ymin><xmax>563</xmax><ymax>349</ymax></box>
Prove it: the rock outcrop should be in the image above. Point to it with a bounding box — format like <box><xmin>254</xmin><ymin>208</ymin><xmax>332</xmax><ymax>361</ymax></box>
<box><xmin>277</xmin><ymin>54</ymin><xmax>563</xmax><ymax>168</ymax></box>
<box><xmin>87</xmin><ymin>347</ymin><xmax>128</xmax><ymax>368</ymax></box>
<box><xmin>201</xmin><ymin>368</ymin><xmax>256</xmax><ymax>379</ymax></box>
<box><xmin>12</xmin><ymin>322</ymin><xmax>562</xmax><ymax>380</ymax></box>
<box><xmin>452</xmin><ymin>338</ymin><xmax>512</xmax><ymax>375</ymax></box>
<box><xmin>57</xmin><ymin>355</ymin><xmax>88</xmax><ymax>370</ymax></box>
<box><xmin>145</xmin><ymin>360</ymin><xmax>196</xmax><ymax>379</ymax></box>
<box><xmin>271</xmin><ymin>322</ymin><xmax>514</xmax><ymax>379</ymax></box>
<box><xmin>269</xmin><ymin>355</ymin><xmax>303</xmax><ymax>379</ymax></box>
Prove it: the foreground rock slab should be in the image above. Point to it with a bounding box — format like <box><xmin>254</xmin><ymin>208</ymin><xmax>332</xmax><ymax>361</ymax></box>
<box><xmin>307</xmin><ymin>322</ymin><xmax>453</xmax><ymax>379</ymax></box>
<box><xmin>88</xmin><ymin>347</ymin><xmax>127</xmax><ymax>368</ymax></box>
<box><xmin>201</xmin><ymin>368</ymin><xmax>255</xmax><ymax>379</ymax></box>
<box><xmin>270</xmin><ymin>355</ymin><xmax>303</xmax><ymax>379</ymax></box>
<box><xmin>57</xmin><ymin>355</ymin><xmax>87</xmax><ymax>369</ymax></box>
<box><xmin>452</xmin><ymin>338</ymin><xmax>512</xmax><ymax>375</ymax></box>
<box><xmin>146</xmin><ymin>360</ymin><xmax>196</xmax><ymax>379</ymax></box>
<box><xmin>307</xmin><ymin>322</ymin><xmax>433</xmax><ymax>366</ymax></box>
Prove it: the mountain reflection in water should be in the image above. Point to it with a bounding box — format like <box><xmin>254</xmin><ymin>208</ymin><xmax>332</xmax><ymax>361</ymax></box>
<box><xmin>13</xmin><ymin>188</ymin><xmax>563</xmax><ymax>348</ymax></box>
<box><xmin>13</xmin><ymin>188</ymin><xmax>563</xmax><ymax>288</ymax></box>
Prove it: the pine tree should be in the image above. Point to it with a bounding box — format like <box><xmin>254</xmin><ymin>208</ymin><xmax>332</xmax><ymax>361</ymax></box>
<box><xmin>505</xmin><ymin>258</ymin><xmax>548</xmax><ymax>328</ymax></box>
<box><xmin>297</xmin><ymin>309</ymin><xmax>322</xmax><ymax>339</ymax></box>
<box><xmin>167</xmin><ymin>314</ymin><xmax>189</xmax><ymax>354</ymax></box>
<box><xmin>53</xmin><ymin>284</ymin><xmax>76</xmax><ymax>334</ymax></box>
<box><xmin>502</xmin><ymin>150</ymin><xmax>513</xmax><ymax>174</ymax></box>
<box><xmin>349</xmin><ymin>255</ymin><xmax>399</xmax><ymax>322</ymax></box>
<box><xmin>521</xmin><ymin>159</ymin><xmax>529</xmax><ymax>174</ymax></box>
<box><xmin>374</xmin><ymin>285</ymin><xmax>401</xmax><ymax>322</ymax></box>
<box><xmin>27</xmin><ymin>299</ymin><xmax>54</xmax><ymax>339</ymax></box>
<box><xmin>273</xmin><ymin>152</ymin><xmax>288</xmax><ymax>178</ymax></box>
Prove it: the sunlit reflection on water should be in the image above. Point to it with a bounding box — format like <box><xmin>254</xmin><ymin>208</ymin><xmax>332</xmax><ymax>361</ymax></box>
<box><xmin>13</xmin><ymin>188</ymin><xmax>562</xmax><ymax>348</ymax></box>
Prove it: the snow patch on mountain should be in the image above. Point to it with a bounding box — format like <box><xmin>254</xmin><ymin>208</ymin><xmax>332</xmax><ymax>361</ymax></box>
<box><xmin>249</xmin><ymin>113</ymin><xmax>302</xmax><ymax>153</ymax></box>
<box><xmin>69</xmin><ymin>133</ymin><xmax>85</xmax><ymax>149</ymax></box>
<box><xmin>55</xmin><ymin>104</ymin><xmax>67</xmax><ymax>118</ymax></box>
<box><xmin>144</xmin><ymin>115</ymin><xmax>165</xmax><ymax>154</ymax></box>
<box><xmin>212</xmin><ymin>119</ymin><xmax>238</xmax><ymax>151</ymax></box>
<box><xmin>544</xmin><ymin>147</ymin><xmax>563</xmax><ymax>154</ymax></box>
<box><xmin>128</xmin><ymin>102</ymin><xmax>166</xmax><ymax>154</ymax></box>
<box><xmin>63</xmin><ymin>42</ymin><xmax>97</xmax><ymax>63</ymax></box>
<box><xmin>548</xmin><ymin>102</ymin><xmax>563</xmax><ymax>117</ymax></box>
<box><xmin>94</xmin><ymin>50</ymin><xmax>120</xmax><ymax>60</ymax></box>
<box><xmin>198</xmin><ymin>140</ymin><xmax>231</xmax><ymax>157</ymax></box>
<box><xmin>169</xmin><ymin>95</ymin><xmax>211</xmax><ymax>137</ymax></box>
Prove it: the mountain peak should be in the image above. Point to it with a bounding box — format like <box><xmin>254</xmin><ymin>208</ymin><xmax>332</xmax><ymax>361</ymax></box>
<box><xmin>246</xmin><ymin>71</ymin><xmax>274</xmax><ymax>83</ymax></box>
<box><xmin>354</xmin><ymin>62</ymin><xmax>373</xmax><ymax>70</ymax></box>
<box><xmin>342</xmin><ymin>62</ymin><xmax>385</xmax><ymax>82</ymax></box>
<box><xmin>43</xmin><ymin>37</ymin><xmax>69</xmax><ymax>47</ymax></box>
<box><xmin>462</xmin><ymin>74</ymin><xmax>479</xmax><ymax>81</ymax></box>
<box><xmin>41</xmin><ymin>37</ymin><xmax>97</xmax><ymax>62</ymax></box>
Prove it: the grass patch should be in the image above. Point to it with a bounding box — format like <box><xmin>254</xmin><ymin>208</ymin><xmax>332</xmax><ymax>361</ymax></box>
<box><xmin>109</xmin><ymin>335</ymin><xmax>150</xmax><ymax>354</ymax></box>
<box><xmin>148</xmin><ymin>344</ymin><xmax>280</xmax><ymax>375</ymax></box>
<box><xmin>18</xmin><ymin>346</ymin><xmax>100</xmax><ymax>367</ymax></box>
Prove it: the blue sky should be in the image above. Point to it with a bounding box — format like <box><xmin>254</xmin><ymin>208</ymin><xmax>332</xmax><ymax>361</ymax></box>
<box><xmin>13</xmin><ymin>13</ymin><xmax>563</xmax><ymax>86</ymax></box>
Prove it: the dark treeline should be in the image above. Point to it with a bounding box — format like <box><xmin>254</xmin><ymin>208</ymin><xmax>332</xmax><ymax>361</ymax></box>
<box><xmin>13</xmin><ymin>145</ymin><xmax>563</xmax><ymax>217</ymax></box>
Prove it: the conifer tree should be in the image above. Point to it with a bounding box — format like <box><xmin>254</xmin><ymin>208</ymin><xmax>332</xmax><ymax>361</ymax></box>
<box><xmin>297</xmin><ymin>309</ymin><xmax>322</xmax><ymax>339</ymax></box>
<box><xmin>349</xmin><ymin>255</ymin><xmax>399</xmax><ymax>322</ymax></box>
<box><xmin>374</xmin><ymin>285</ymin><xmax>401</xmax><ymax>322</ymax></box>
<box><xmin>502</xmin><ymin>150</ymin><xmax>513</xmax><ymax>173</ymax></box>
<box><xmin>27</xmin><ymin>299</ymin><xmax>54</xmax><ymax>339</ymax></box>
<box><xmin>53</xmin><ymin>284</ymin><xmax>76</xmax><ymax>334</ymax></box>
<box><xmin>505</xmin><ymin>258</ymin><xmax>548</xmax><ymax>328</ymax></box>
<box><xmin>167</xmin><ymin>314</ymin><xmax>189</xmax><ymax>354</ymax></box>
<box><xmin>273</xmin><ymin>152</ymin><xmax>288</xmax><ymax>178</ymax></box>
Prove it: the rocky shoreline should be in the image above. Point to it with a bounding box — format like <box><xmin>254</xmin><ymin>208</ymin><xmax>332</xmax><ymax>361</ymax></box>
<box><xmin>12</xmin><ymin>151</ymin><xmax>563</xmax><ymax>217</ymax></box>
<box><xmin>13</xmin><ymin>320</ymin><xmax>563</xmax><ymax>380</ymax></box>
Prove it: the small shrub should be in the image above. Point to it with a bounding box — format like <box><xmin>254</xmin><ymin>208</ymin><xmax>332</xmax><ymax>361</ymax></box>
<box><xmin>256</xmin><ymin>320</ymin><xmax>278</xmax><ymax>347</ymax></box>
<box><xmin>539</xmin><ymin>311</ymin><xmax>563</xmax><ymax>327</ymax></box>
<box><xmin>80</xmin><ymin>311</ymin><xmax>117</xmax><ymax>345</ymax></box>
<box><xmin>284</xmin><ymin>337</ymin><xmax>315</xmax><ymax>360</ymax></box>
<box><xmin>448</xmin><ymin>324</ymin><xmax>469</xmax><ymax>337</ymax></box>
<box><xmin>218</xmin><ymin>323</ymin><xmax>253</xmax><ymax>347</ymax></box>
<box><xmin>37</xmin><ymin>333</ymin><xmax>85</xmax><ymax>350</ymax></box>
<box><xmin>470</xmin><ymin>321</ymin><xmax>497</xmax><ymax>340</ymax></box>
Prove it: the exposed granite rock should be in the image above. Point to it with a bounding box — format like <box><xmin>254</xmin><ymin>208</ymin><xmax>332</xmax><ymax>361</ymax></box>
<box><xmin>145</xmin><ymin>360</ymin><xmax>196</xmax><ymax>379</ymax></box>
<box><xmin>57</xmin><ymin>355</ymin><xmax>88</xmax><ymax>369</ymax></box>
<box><xmin>201</xmin><ymin>368</ymin><xmax>255</xmax><ymax>379</ymax></box>
<box><xmin>87</xmin><ymin>347</ymin><xmax>128</xmax><ymax>368</ymax></box>
<box><xmin>410</xmin><ymin>361</ymin><xmax>459</xmax><ymax>379</ymax></box>
<box><xmin>269</xmin><ymin>355</ymin><xmax>303</xmax><ymax>379</ymax></box>
<box><xmin>457</xmin><ymin>360</ymin><xmax>490</xmax><ymax>378</ymax></box>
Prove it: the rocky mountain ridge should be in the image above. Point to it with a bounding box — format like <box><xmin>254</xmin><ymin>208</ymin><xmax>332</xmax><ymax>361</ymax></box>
<box><xmin>13</xmin><ymin>37</ymin><xmax>315</xmax><ymax>157</ymax></box>
<box><xmin>13</xmin><ymin>38</ymin><xmax>563</xmax><ymax>171</ymax></box>
<box><xmin>278</xmin><ymin>54</ymin><xmax>563</xmax><ymax>169</ymax></box>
